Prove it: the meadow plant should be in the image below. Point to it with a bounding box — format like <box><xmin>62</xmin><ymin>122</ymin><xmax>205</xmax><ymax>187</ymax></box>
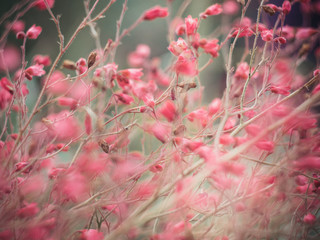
<box><xmin>1</xmin><ymin>0</ymin><xmax>320</xmax><ymax>239</ymax></box>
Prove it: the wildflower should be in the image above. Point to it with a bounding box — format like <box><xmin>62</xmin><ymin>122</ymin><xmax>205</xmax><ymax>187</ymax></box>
<box><xmin>234</xmin><ymin>62</ymin><xmax>250</xmax><ymax>80</ymax></box>
<box><xmin>200</xmin><ymin>39</ymin><xmax>220</xmax><ymax>58</ymax></box>
<box><xmin>222</xmin><ymin>1</ymin><xmax>239</xmax><ymax>15</ymax></box>
<box><xmin>201</xmin><ymin>4</ymin><xmax>223</xmax><ymax>18</ymax></box>
<box><xmin>168</xmin><ymin>38</ymin><xmax>188</xmax><ymax>56</ymax></box>
<box><xmin>143</xmin><ymin>6</ymin><xmax>168</xmax><ymax>21</ymax></box>
<box><xmin>303</xmin><ymin>213</ymin><xmax>316</xmax><ymax>224</ymax></box>
<box><xmin>128</xmin><ymin>44</ymin><xmax>150</xmax><ymax>67</ymax></box>
<box><xmin>188</xmin><ymin>108</ymin><xmax>208</xmax><ymax>127</ymax></box>
<box><xmin>34</xmin><ymin>0</ymin><xmax>55</xmax><ymax>10</ymax></box>
<box><xmin>148</xmin><ymin>122</ymin><xmax>171</xmax><ymax>143</ymax></box>
<box><xmin>282</xmin><ymin>1</ymin><xmax>291</xmax><ymax>15</ymax></box>
<box><xmin>158</xmin><ymin>100</ymin><xmax>177</xmax><ymax>122</ymax></box>
<box><xmin>79</xmin><ymin>229</ymin><xmax>103</xmax><ymax>240</ymax></box>
<box><xmin>255</xmin><ymin>140</ymin><xmax>274</xmax><ymax>152</ymax></box>
<box><xmin>17</xmin><ymin>203</ymin><xmax>39</xmax><ymax>218</ymax></box>
<box><xmin>115</xmin><ymin>92</ymin><xmax>134</xmax><ymax>105</ymax></box>
<box><xmin>26</xmin><ymin>24</ymin><xmax>42</xmax><ymax>39</ymax></box>
<box><xmin>44</xmin><ymin>70</ymin><xmax>69</xmax><ymax>95</ymax></box>
<box><xmin>295</xmin><ymin>28</ymin><xmax>318</xmax><ymax>40</ymax></box>
<box><xmin>261</xmin><ymin>30</ymin><xmax>273</xmax><ymax>42</ymax></box>
<box><xmin>9</xmin><ymin>20</ymin><xmax>25</xmax><ymax>33</ymax></box>
<box><xmin>208</xmin><ymin>98</ymin><xmax>221</xmax><ymax>116</ymax></box>
<box><xmin>25</xmin><ymin>64</ymin><xmax>45</xmax><ymax>80</ymax></box>
<box><xmin>0</xmin><ymin>45</ymin><xmax>21</xmax><ymax>72</ymax></box>
<box><xmin>185</xmin><ymin>15</ymin><xmax>198</xmax><ymax>36</ymax></box>
<box><xmin>278</xmin><ymin>26</ymin><xmax>295</xmax><ymax>40</ymax></box>
<box><xmin>33</xmin><ymin>54</ymin><xmax>51</xmax><ymax>66</ymax></box>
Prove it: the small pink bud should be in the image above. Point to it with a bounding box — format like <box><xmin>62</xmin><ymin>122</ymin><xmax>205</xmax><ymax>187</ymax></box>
<box><xmin>303</xmin><ymin>213</ymin><xmax>316</xmax><ymax>224</ymax></box>
<box><xmin>85</xmin><ymin>113</ymin><xmax>92</xmax><ymax>135</ymax></box>
<box><xmin>35</xmin><ymin>0</ymin><xmax>55</xmax><ymax>10</ymax></box>
<box><xmin>159</xmin><ymin>100</ymin><xmax>177</xmax><ymax>122</ymax></box>
<box><xmin>208</xmin><ymin>98</ymin><xmax>221</xmax><ymax>116</ymax></box>
<box><xmin>10</xmin><ymin>20</ymin><xmax>25</xmax><ymax>33</ymax></box>
<box><xmin>33</xmin><ymin>54</ymin><xmax>51</xmax><ymax>66</ymax></box>
<box><xmin>282</xmin><ymin>1</ymin><xmax>291</xmax><ymax>15</ymax></box>
<box><xmin>25</xmin><ymin>64</ymin><xmax>46</xmax><ymax>80</ymax></box>
<box><xmin>26</xmin><ymin>24</ymin><xmax>42</xmax><ymax>39</ymax></box>
<box><xmin>313</xmin><ymin>69</ymin><xmax>320</xmax><ymax>77</ymax></box>
<box><xmin>149</xmin><ymin>164</ymin><xmax>163</xmax><ymax>173</ymax></box>
<box><xmin>223</xmin><ymin>1</ymin><xmax>239</xmax><ymax>15</ymax></box>
<box><xmin>175</xmin><ymin>24</ymin><xmax>186</xmax><ymax>35</ymax></box>
<box><xmin>168</xmin><ymin>38</ymin><xmax>188</xmax><ymax>56</ymax></box>
<box><xmin>255</xmin><ymin>140</ymin><xmax>274</xmax><ymax>152</ymax></box>
<box><xmin>115</xmin><ymin>93</ymin><xmax>134</xmax><ymax>105</ymax></box>
<box><xmin>57</xmin><ymin>97</ymin><xmax>77</xmax><ymax>109</ymax></box>
<box><xmin>234</xmin><ymin>62</ymin><xmax>249</xmax><ymax>80</ymax></box>
<box><xmin>143</xmin><ymin>6</ymin><xmax>168</xmax><ymax>21</ymax></box>
<box><xmin>201</xmin><ymin>4</ymin><xmax>223</xmax><ymax>18</ymax></box>
<box><xmin>16</xmin><ymin>31</ymin><xmax>25</xmax><ymax>39</ymax></box>
<box><xmin>79</xmin><ymin>229</ymin><xmax>103</xmax><ymax>240</ymax></box>
<box><xmin>274</xmin><ymin>37</ymin><xmax>287</xmax><ymax>44</ymax></box>
<box><xmin>219</xmin><ymin>134</ymin><xmax>235</xmax><ymax>145</ymax></box>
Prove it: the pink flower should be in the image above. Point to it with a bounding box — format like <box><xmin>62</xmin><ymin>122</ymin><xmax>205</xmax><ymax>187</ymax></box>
<box><xmin>208</xmin><ymin>98</ymin><xmax>221</xmax><ymax>116</ymax></box>
<box><xmin>270</xmin><ymin>85</ymin><xmax>291</xmax><ymax>95</ymax></box>
<box><xmin>255</xmin><ymin>140</ymin><xmax>274</xmax><ymax>152</ymax></box>
<box><xmin>26</xmin><ymin>24</ymin><xmax>42</xmax><ymax>39</ymax></box>
<box><xmin>34</xmin><ymin>0</ymin><xmax>55</xmax><ymax>10</ymax></box>
<box><xmin>0</xmin><ymin>45</ymin><xmax>21</xmax><ymax>72</ymax></box>
<box><xmin>201</xmin><ymin>39</ymin><xmax>220</xmax><ymax>58</ymax></box>
<box><xmin>0</xmin><ymin>77</ymin><xmax>14</xmax><ymax>93</ymax></box>
<box><xmin>0</xmin><ymin>87</ymin><xmax>13</xmax><ymax>110</ymax></box>
<box><xmin>25</xmin><ymin>64</ymin><xmax>46</xmax><ymax>80</ymax></box>
<box><xmin>128</xmin><ymin>44</ymin><xmax>150</xmax><ymax>67</ymax></box>
<box><xmin>220</xmin><ymin>134</ymin><xmax>235</xmax><ymax>145</ymax></box>
<box><xmin>261</xmin><ymin>30</ymin><xmax>273</xmax><ymax>42</ymax></box>
<box><xmin>79</xmin><ymin>229</ymin><xmax>103</xmax><ymax>240</ymax></box>
<box><xmin>57</xmin><ymin>97</ymin><xmax>78</xmax><ymax>109</ymax></box>
<box><xmin>158</xmin><ymin>100</ymin><xmax>177</xmax><ymax>122</ymax></box>
<box><xmin>303</xmin><ymin>213</ymin><xmax>316</xmax><ymax>224</ymax></box>
<box><xmin>278</xmin><ymin>26</ymin><xmax>295</xmax><ymax>40</ymax></box>
<box><xmin>185</xmin><ymin>15</ymin><xmax>198</xmax><ymax>36</ymax></box>
<box><xmin>294</xmin><ymin>156</ymin><xmax>320</xmax><ymax>170</ymax></box>
<box><xmin>174</xmin><ymin>50</ymin><xmax>198</xmax><ymax>76</ymax></box>
<box><xmin>282</xmin><ymin>1</ymin><xmax>291</xmax><ymax>15</ymax></box>
<box><xmin>230</xmin><ymin>27</ymin><xmax>254</xmax><ymax>38</ymax></box>
<box><xmin>143</xmin><ymin>6</ymin><xmax>169</xmax><ymax>21</ymax></box>
<box><xmin>9</xmin><ymin>20</ymin><xmax>25</xmax><ymax>34</ymax></box>
<box><xmin>201</xmin><ymin>4</ymin><xmax>223</xmax><ymax>18</ymax></box>
<box><xmin>234</xmin><ymin>62</ymin><xmax>249</xmax><ymax>80</ymax></box>
<box><xmin>17</xmin><ymin>203</ymin><xmax>39</xmax><ymax>218</ymax></box>
<box><xmin>115</xmin><ymin>92</ymin><xmax>134</xmax><ymax>105</ymax></box>
<box><xmin>274</xmin><ymin>37</ymin><xmax>287</xmax><ymax>44</ymax></box>
<box><xmin>33</xmin><ymin>54</ymin><xmax>51</xmax><ymax>66</ymax></box>
<box><xmin>222</xmin><ymin>1</ymin><xmax>239</xmax><ymax>15</ymax></box>
<box><xmin>188</xmin><ymin>108</ymin><xmax>208</xmax><ymax>127</ymax></box>
<box><xmin>118</xmin><ymin>68</ymin><xmax>143</xmax><ymax>81</ymax></box>
<box><xmin>45</xmin><ymin>110</ymin><xmax>80</xmax><ymax>140</ymax></box>
<box><xmin>168</xmin><ymin>38</ymin><xmax>188</xmax><ymax>56</ymax></box>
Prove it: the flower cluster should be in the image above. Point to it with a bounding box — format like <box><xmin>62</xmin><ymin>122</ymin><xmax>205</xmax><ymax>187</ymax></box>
<box><xmin>0</xmin><ymin>0</ymin><xmax>320</xmax><ymax>240</ymax></box>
